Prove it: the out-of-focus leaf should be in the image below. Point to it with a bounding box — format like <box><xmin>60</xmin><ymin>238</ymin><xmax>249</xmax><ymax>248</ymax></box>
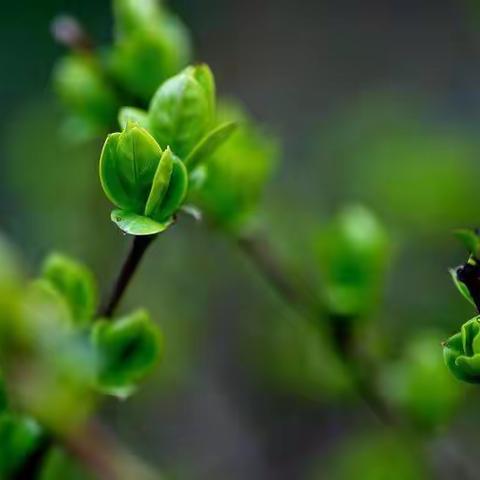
<box><xmin>315</xmin><ymin>205</ymin><xmax>390</xmax><ymax>317</ymax></box>
<box><xmin>118</xmin><ymin>107</ymin><xmax>149</xmax><ymax>130</ymax></box>
<box><xmin>52</xmin><ymin>54</ymin><xmax>119</xmax><ymax>133</ymax></box>
<box><xmin>193</xmin><ymin>100</ymin><xmax>279</xmax><ymax>232</ymax></box>
<box><xmin>92</xmin><ymin>309</ymin><xmax>163</xmax><ymax>398</ymax></box>
<box><xmin>381</xmin><ymin>331</ymin><xmax>464</xmax><ymax>430</ymax></box>
<box><xmin>40</xmin><ymin>447</ymin><xmax>92</xmax><ymax>480</ymax></box>
<box><xmin>184</xmin><ymin>121</ymin><xmax>237</xmax><ymax>170</ymax></box>
<box><xmin>42</xmin><ymin>253</ymin><xmax>97</xmax><ymax>326</ymax></box>
<box><xmin>454</xmin><ymin>229</ymin><xmax>480</xmax><ymax>258</ymax></box>
<box><xmin>111</xmin><ymin>0</ymin><xmax>192</xmax><ymax>101</ymax></box>
<box><xmin>0</xmin><ymin>413</ymin><xmax>43</xmax><ymax>478</ymax></box>
<box><xmin>319</xmin><ymin>432</ymin><xmax>426</xmax><ymax>480</ymax></box>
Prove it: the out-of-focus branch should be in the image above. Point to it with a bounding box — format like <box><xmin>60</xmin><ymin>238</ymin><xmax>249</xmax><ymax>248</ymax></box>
<box><xmin>59</xmin><ymin>418</ymin><xmax>159</xmax><ymax>480</ymax></box>
<box><xmin>234</xmin><ymin>229</ymin><xmax>477</xmax><ymax>478</ymax></box>
<box><xmin>236</xmin><ymin>230</ymin><xmax>395</xmax><ymax>424</ymax></box>
<box><xmin>51</xmin><ymin>15</ymin><xmax>94</xmax><ymax>52</ymax></box>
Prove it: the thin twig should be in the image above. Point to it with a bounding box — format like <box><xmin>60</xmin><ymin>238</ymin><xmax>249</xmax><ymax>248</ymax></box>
<box><xmin>99</xmin><ymin>235</ymin><xmax>157</xmax><ymax>318</ymax></box>
<box><xmin>236</xmin><ymin>231</ymin><xmax>393</xmax><ymax>423</ymax></box>
<box><xmin>59</xmin><ymin>418</ymin><xmax>158</xmax><ymax>480</ymax></box>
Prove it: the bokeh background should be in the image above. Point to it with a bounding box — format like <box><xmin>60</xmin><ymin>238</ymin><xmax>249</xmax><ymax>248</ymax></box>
<box><xmin>3</xmin><ymin>0</ymin><xmax>480</xmax><ymax>478</ymax></box>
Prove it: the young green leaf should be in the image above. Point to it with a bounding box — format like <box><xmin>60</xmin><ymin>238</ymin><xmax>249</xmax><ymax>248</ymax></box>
<box><xmin>118</xmin><ymin>106</ymin><xmax>149</xmax><ymax>130</ymax></box>
<box><xmin>184</xmin><ymin>121</ymin><xmax>237</xmax><ymax>170</ymax></box>
<box><xmin>111</xmin><ymin>209</ymin><xmax>174</xmax><ymax>236</ymax></box>
<box><xmin>148</xmin><ymin>65</ymin><xmax>214</xmax><ymax>158</ymax></box>
<box><xmin>144</xmin><ymin>147</ymin><xmax>174</xmax><ymax>218</ymax></box>
<box><xmin>192</xmin><ymin>64</ymin><xmax>216</xmax><ymax>124</ymax></box>
<box><xmin>92</xmin><ymin>309</ymin><xmax>163</xmax><ymax>399</ymax></box>
<box><xmin>99</xmin><ymin>132</ymin><xmax>131</xmax><ymax>210</ymax></box>
<box><xmin>150</xmin><ymin>155</ymin><xmax>188</xmax><ymax>222</ymax></box>
<box><xmin>42</xmin><ymin>253</ymin><xmax>97</xmax><ymax>326</ymax></box>
<box><xmin>449</xmin><ymin>267</ymin><xmax>475</xmax><ymax>307</ymax></box>
<box><xmin>443</xmin><ymin>317</ymin><xmax>480</xmax><ymax>383</ymax></box>
<box><xmin>115</xmin><ymin>124</ymin><xmax>163</xmax><ymax>208</ymax></box>
<box><xmin>99</xmin><ymin>124</ymin><xmax>163</xmax><ymax>214</ymax></box>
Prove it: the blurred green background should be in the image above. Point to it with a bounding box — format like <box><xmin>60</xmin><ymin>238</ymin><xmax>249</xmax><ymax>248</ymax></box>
<box><xmin>3</xmin><ymin>0</ymin><xmax>480</xmax><ymax>478</ymax></box>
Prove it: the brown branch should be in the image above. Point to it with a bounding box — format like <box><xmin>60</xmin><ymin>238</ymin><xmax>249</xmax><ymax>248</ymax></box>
<box><xmin>236</xmin><ymin>231</ymin><xmax>393</xmax><ymax>419</ymax></box>
<box><xmin>59</xmin><ymin>418</ymin><xmax>158</xmax><ymax>480</ymax></box>
<box><xmin>99</xmin><ymin>235</ymin><xmax>157</xmax><ymax>318</ymax></box>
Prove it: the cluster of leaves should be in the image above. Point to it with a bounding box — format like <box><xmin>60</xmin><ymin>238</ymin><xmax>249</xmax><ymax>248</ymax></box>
<box><xmin>443</xmin><ymin>229</ymin><xmax>480</xmax><ymax>383</ymax></box>
<box><xmin>99</xmin><ymin>62</ymin><xmax>278</xmax><ymax>235</ymax></box>
<box><xmin>53</xmin><ymin>0</ymin><xmax>191</xmax><ymax>138</ymax></box>
<box><xmin>0</xmin><ymin>237</ymin><xmax>162</xmax><ymax>476</ymax></box>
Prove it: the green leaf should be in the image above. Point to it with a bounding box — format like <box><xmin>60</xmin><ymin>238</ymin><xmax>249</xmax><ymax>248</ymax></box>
<box><xmin>192</xmin><ymin>100</ymin><xmax>279</xmax><ymax>231</ymax></box>
<box><xmin>92</xmin><ymin>309</ymin><xmax>163</xmax><ymax>398</ymax></box>
<box><xmin>40</xmin><ymin>447</ymin><xmax>92</xmax><ymax>480</ymax></box>
<box><xmin>184</xmin><ymin>121</ymin><xmax>237</xmax><ymax>170</ymax></box>
<box><xmin>115</xmin><ymin>124</ymin><xmax>163</xmax><ymax>207</ymax></box>
<box><xmin>110</xmin><ymin>31</ymin><xmax>190</xmax><ymax>102</ymax></box>
<box><xmin>148</xmin><ymin>65</ymin><xmax>213</xmax><ymax>158</ymax></box>
<box><xmin>111</xmin><ymin>209</ymin><xmax>173</xmax><ymax>236</ymax></box>
<box><xmin>99</xmin><ymin>133</ymin><xmax>130</xmax><ymax>209</ymax></box>
<box><xmin>192</xmin><ymin>64</ymin><xmax>216</xmax><ymax>124</ymax></box>
<box><xmin>151</xmin><ymin>155</ymin><xmax>188</xmax><ymax>222</ymax></box>
<box><xmin>454</xmin><ymin>228</ymin><xmax>480</xmax><ymax>258</ymax></box>
<box><xmin>113</xmin><ymin>0</ymin><xmax>161</xmax><ymax>36</ymax></box>
<box><xmin>443</xmin><ymin>317</ymin><xmax>480</xmax><ymax>383</ymax></box>
<box><xmin>144</xmin><ymin>147</ymin><xmax>173</xmax><ymax>218</ymax></box>
<box><xmin>380</xmin><ymin>331</ymin><xmax>464</xmax><ymax>430</ymax></box>
<box><xmin>99</xmin><ymin>124</ymin><xmax>163</xmax><ymax>214</ymax></box>
<box><xmin>42</xmin><ymin>253</ymin><xmax>97</xmax><ymax>326</ymax></box>
<box><xmin>0</xmin><ymin>414</ymin><xmax>44</xmax><ymax>478</ymax></box>
<box><xmin>118</xmin><ymin>107</ymin><xmax>149</xmax><ymax>130</ymax></box>
<box><xmin>53</xmin><ymin>55</ymin><xmax>119</xmax><ymax>131</ymax></box>
<box><xmin>449</xmin><ymin>267</ymin><xmax>475</xmax><ymax>307</ymax></box>
<box><xmin>315</xmin><ymin>205</ymin><xmax>390</xmax><ymax>317</ymax></box>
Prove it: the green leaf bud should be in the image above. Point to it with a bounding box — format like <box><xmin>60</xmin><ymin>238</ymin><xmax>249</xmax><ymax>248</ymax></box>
<box><xmin>99</xmin><ymin>123</ymin><xmax>188</xmax><ymax>235</ymax></box>
<box><xmin>443</xmin><ymin>317</ymin><xmax>480</xmax><ymax>383</ymax></box>
<box><xmin>315</xmin><ymin>205</ymin><xmax>390</xmax><ymax>317</ymax></box>
<box><xmin>41</xmin><ymin>253</ymin><xmax>97</xmax><ymax>326</ymax></box>
<box><xmin>381</xmin><ymin>331</ymin><xmax>464</xmax><ymax>430</ymax></box>
<box><xmin>192</xmin><ymin>100</ymin><xmax>279</xmax><ymax>232</ymax></box>
<box><xmin>92</xmin><ymin>309</ymin><xmax>163</xmax><ymax>399</ymax></box>
<box><xmin>111</xmin><ymin>0</ymin><xmax>192</xmax><ymax>101</ymax></box>
<box><xmin>148</xmin><ymin>64</ymin><xmax>216</xmax><ymax>158</ymax></box>
<box><xmin>52</xmin><ymin>54</ymin><xmax>119</xmax><ymax>133</ymax></box>
<box><xmin>118</xmin><ymin>106</ymin><xmax>149</xmax><ymax>130</ymax></box>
